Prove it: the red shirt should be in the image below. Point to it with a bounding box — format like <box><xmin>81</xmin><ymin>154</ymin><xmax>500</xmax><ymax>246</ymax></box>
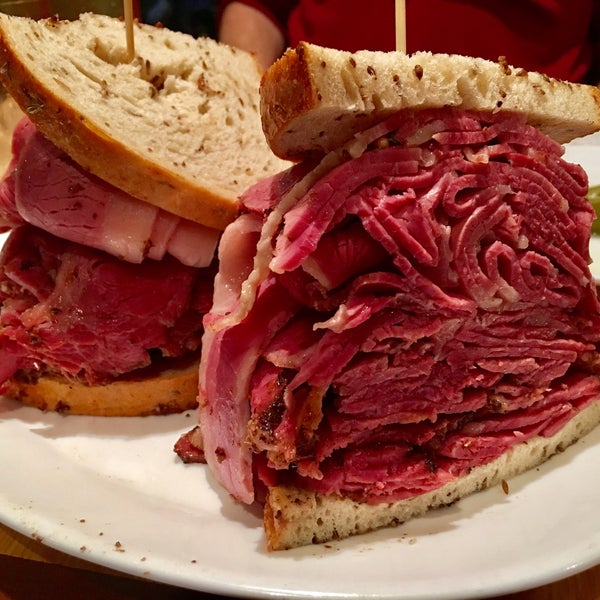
<box><xmin>218</xmin><ymin>0</ymin><xmax>600</xmax><ymax>83</ymax></box>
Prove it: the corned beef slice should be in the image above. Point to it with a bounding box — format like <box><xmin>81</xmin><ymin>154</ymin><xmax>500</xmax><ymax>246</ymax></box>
<box><xmin>0</xmin><ymin>117</ymin><xmax>218</xmax><ymax>267</ymax></box>
<box><xmin>0</xmin><ymin>225</ymin><xmax>213</xmax><ymax>389</ymax></box>
<box><xmin>199</xmin><ymin>108</ymin><xmax>600</xmax><ymax>505</ymax></box>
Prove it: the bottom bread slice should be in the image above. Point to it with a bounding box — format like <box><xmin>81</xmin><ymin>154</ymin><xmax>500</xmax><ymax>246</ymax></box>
<box><xmin>264</xmin><ymin>398</ymin><xmax>600</xmax><ymax>550</ymax></box>
<box><xmin>3</xmin><ymin>359</ymin><xmax>199</xmax><ymax>417</ymax></box>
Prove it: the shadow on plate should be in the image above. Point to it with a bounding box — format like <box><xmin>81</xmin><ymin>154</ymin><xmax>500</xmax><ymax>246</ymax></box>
<box><xmin>0</xmin><ymin>394</ymin><xmax>196</xmax><ymax>439</ymax></box>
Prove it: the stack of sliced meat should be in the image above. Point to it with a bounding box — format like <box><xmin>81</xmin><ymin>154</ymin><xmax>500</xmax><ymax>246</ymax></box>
<box><xmin>0</xmin><ymin>118</ymin><xmax>216</xmax><ymax>390</ymax></box>
<box><xmin>198</xmin><ymin>108</ymin><xmax>600</xmax><ymax>505</ymax></box>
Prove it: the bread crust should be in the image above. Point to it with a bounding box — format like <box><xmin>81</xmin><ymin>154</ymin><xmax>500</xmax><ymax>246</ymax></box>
<box><xmin>1</xmin><ymin>58</ymin><xmax>237</xmax><ymax>230</ymax></box>
<box><xmin>0</xmin><ymin>14</ymin><xmax>289</xmax><ymax>231</ymax></box>
<box><xmin>261</xmin><ymin>43</ymin><xmax>600</xmax><ymax>161</ymax></box>
<box><xmin>264</xmin><ymin>398</ymin><xmax>600</xmax><ymax>550</ymax></box>
<box><xmin>4</xmin><ymin>360</ymin><xmax>199</xmax><ymax>417</ymax></box>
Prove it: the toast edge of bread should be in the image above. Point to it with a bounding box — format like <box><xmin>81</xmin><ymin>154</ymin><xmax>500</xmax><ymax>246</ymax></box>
<box><xmin>3</xmin><ymin>359</ymin><xmax>199</xmax><ymax>416</ymax></box>
<box><xmin>264</xmin><ymin>397</ymin><xmax>600</xmax><ymax>550</ymax></box>
<box><xmin>261</xmin><ymin>42</ymin><xmax>600</xmax><ymax>161</ymax></box>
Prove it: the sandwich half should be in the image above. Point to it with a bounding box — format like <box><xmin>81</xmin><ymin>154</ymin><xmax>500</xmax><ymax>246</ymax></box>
<box><xmin>0</xmin><ymin>13</ymin><xmax>289</xmax><ymax>416</ymax></box>
<box><xmin>184</xmin><ymin>43</ymin><xmax>600</xmax><ymax>549</ymax></box>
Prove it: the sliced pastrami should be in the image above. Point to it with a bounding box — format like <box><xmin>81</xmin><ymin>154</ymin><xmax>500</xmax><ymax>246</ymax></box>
<box><xmin>199</xmin><ymin>108</ymin><xmax>600</xmax><ymax>505</ymax></box>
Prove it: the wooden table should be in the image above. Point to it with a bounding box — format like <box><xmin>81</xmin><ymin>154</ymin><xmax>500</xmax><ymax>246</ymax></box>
<box><xmin>1</xmin><ymin>521</ymin><xmax>599</xmax><ymax>599</ymax></box>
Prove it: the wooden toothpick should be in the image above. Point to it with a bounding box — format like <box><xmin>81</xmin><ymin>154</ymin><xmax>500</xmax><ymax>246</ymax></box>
<box><xmin>124</xmin><ymin>0</ymin><xmax>135</xmax><ymax>62</ymax></box>
<box><xmin>395</xmin><ymin>0</ymin><xmax>407</xmax><ymax>53</ymax></box>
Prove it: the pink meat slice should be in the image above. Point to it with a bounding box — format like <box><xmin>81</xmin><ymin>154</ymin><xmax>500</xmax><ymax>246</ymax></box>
<box><xmin>0</xmin><ymin>225</ymin><xmax>215</xmax><ymax>387</ymax></box>
<box><xmin>0</xmin><ymin>117</ymin><xmax>219</xmax><ymax>267</ymax></box>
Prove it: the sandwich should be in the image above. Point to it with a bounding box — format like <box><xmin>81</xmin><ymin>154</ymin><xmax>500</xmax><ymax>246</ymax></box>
<box><xmin>179</xmin><ymin>43</ymin><xmax>600</xmax><ymax>549</ymax></box>
<box><xmin>0</xmin><ymin>13</ymin><xmax>288</xmax><ymax>416</ymax></box>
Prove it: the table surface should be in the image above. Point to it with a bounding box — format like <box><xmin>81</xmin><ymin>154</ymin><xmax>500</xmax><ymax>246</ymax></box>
<box><xmin>1</xmin><ymin>521</ymin><xmax>599</xmax><ymax>600</ymax></box>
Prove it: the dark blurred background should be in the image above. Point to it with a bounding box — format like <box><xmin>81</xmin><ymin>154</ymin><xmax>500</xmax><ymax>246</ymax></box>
<box><xmin>140</xmin><ymin>0</ymin><xmax>216</xmax><ymax>38</ymax></box>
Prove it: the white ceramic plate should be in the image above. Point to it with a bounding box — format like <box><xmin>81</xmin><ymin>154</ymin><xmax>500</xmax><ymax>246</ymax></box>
<box><xmin>1</xmin><ymin>137</ymin><xmax>600</xmax><ymax>600</ymax></box>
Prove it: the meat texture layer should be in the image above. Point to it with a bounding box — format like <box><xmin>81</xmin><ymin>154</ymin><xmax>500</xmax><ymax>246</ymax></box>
<box><xmin>0</xmin><ymin>225</ymin><xmax>215</xmax><ymax>388</ymax></box>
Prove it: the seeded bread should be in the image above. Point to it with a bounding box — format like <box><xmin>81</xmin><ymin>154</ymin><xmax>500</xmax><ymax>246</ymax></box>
<box><xmin>0</xmin><ymin>13</ymin><xmax>290</xmax><ymax>231</ymax></box>
<box><xmin>260</xmin><ymin>42</ymin><xmax>600</xmax><ymax>161</ymax></box>
<box><xmin>4</xmin><ymin>359</ymin><xmax>199</xmax><ymax>417</ymax></box>
<box><xmin>264</xmin><ymin>397</ymin><xmax>600</xmax><ymax>550</ymax></box>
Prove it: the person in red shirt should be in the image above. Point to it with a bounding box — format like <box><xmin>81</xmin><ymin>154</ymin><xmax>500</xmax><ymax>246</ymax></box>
<box><xmin>217</xmin><ymin>0</ymin><xmax>600</xmax><ymax>83</ymax></box>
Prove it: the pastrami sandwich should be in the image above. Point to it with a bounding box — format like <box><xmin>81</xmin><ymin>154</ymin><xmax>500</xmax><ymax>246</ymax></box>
<box><xmin>182</xmin><ymin>43</ymin><xmax>600</xmax><ymax>549</ymax></box>
<box><xmin>0</xmin><ymin>13</ymin><xmax>289</xmax><ymax>416</ymax></box>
